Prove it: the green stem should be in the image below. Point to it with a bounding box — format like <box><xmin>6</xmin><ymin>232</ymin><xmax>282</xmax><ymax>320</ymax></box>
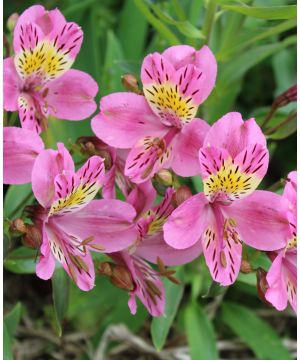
<box><xmin>265</xmin><ymin>110</ymin><xmax>296</xmax><ymax>135</ymax></box>
<box><xmin>202</xmin><ymin>0</ymin><xmax>218</xmax><ymax>45</ymax></box>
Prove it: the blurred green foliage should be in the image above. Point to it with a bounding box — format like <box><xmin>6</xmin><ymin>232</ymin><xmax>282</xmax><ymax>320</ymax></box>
<box><xmin>3</xmin><ymin>0</ymin><xmax>296</xmax><ymax>359</ymax></box>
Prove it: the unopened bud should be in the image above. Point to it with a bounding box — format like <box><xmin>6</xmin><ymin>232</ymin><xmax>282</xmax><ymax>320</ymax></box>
<box><xmin>23</xmin><ymin>225</ymin><xmax>42</xmax><ymax>249</ymax></box>
<box><xmin>240</xmin><ymin>259</ymin><xmax>253</xmax><ymax>274</ymax></box>
<box><xmin>111</xmin><ymin>265</ymin><xmax>135</xmax><ymax>291</ymax></box>
<box><xmin>98</xmin><ymin>262</ymin><xmax>113</xmax><ymax>277</ymax></box>
<box><xmin>256</xmin><ymin>268</ymin><xmax>270</xmax><ymax>305</ymax></box>
<box><xmin>174</xmin><ymin>185</ymin><xmax>193</xmax><ymax>206</ymax></box>
<box><xmin>155</xmin><ymin>169</ymin><xmax>173</xmax><ymax>186</ymax></box>
<box><xmin>7</xmin><ymin>13</ymin><xmax>19</xmax><ymax>32</ymax></box>
<box><xmin>10</xmin><ymin>219</ymin><xmax>27</xmax><ymax>234</ymax></box>
<box><xmin>121</xmin><ymin>74</ymin><xmax>140</xmax><ymax>93</ymax></box>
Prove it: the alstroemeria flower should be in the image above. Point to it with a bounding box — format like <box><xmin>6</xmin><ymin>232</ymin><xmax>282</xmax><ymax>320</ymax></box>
<box><xmin>265</xmin><ymin>171</ymin><xmax>297</xmax><ymax>312</ymax></box>
<box><xmin>164</xmin><ymin>113</ymin><xmax>291</xmax><ymax>286</ymax></box>
<box><xmin>92</xmin><ymin>45</ymin><xmax>216</xmax><ymax>183</ymax></box>
<box><xmin>109</xmin><ymin>251</ymin><xmax>165</xmax><ymax>317</ymax></box>
<box><xmin>4</xmin><ymin>126</ymin><xmax>44</xmax><ymax>184</ymax></box>
<box><xmin>4</xmin><ymin>5</ymin><xmax>98</xmax><ymax>133</ymax></box>
<box><xmin>31</xmin><ymin>144</ymin><xmax>138</xmax><ymax>290</ymax></box>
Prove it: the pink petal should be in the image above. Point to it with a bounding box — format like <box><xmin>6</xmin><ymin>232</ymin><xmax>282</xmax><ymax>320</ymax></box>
<box><xmin>202</xmin><ymin>208</ymin><xmax>242</xmax><ymax>286</ymax></box>
<box><xmin>91</xmin><ymin>92</ymin><xmax>166</xmax><ymax>148</ymax></box>
<box><xmin>126</xmin><ymin>181</ymin><xmax>156</xmax><ymax>218</ymax></box>
<box><xmin>141</xmin><ymin>52</ymin><xmax>175</xmax><ymax>85</ymax></box>
<box><xmin>36</xmin><ymin>227</ymin><xmax>55</xmax><ymax>280</ymax></box>
<box><xmin>49</xmin><ymin>156</ymin><xmax>104</xmax><ymax>216</ymax></box>
<box><xmin>163</xmin><ymin>193</ymin><xmax>210</xmax><ymax>249</ymax></box>
<box><xmin>46</xmin><ymin>69</ymin><xmax>98</xmax><ymax>120</ymax></box>
<box><xmin>283</xmin><ymin>171</ymin><xmax>297</xmax><ymax>209</ymax></box>
<box><xmin>125</xmin><ymin>136</ymin><xmax>172</xmax><ymax>183</ymax></box>
<box><xmin>265</xmin><ymin>252</ymin><xmax>288</xmax><ymax>311</ymax></box>
<box><xmin>171</xmin><ymin>119</ymin><xmax>210</xmax><ymax>177</ymax></box>
<box><xmin>32</xmin><ymin>143</ymin><xmax>74</xmax><ymax>208</ymax></box>
<box><xmin>203</xmin><ymin>112</ymin><xmax>266</xmax><ymax>158</ymax></box>
<box><xmin>3</xmin><ymin>57</ymin><xmax>20</xmax><ymax>111</ymax></box>
<box><xmin>4</xmin><ymin>127</ymin><xmax>44</xmax><ymax>184</ymax></box>
<box><xmin>119</xmin><ymin>252</ymin><xmax>165</xmax><ymax>317</ymax></box>
<box><xmin>162</xmin><ymin>45</ymin><xmax>197</xmax><ymax>69</ymax></box>
<box><xmin>135</xmin><ymin>232</ymin><xmax>202</xmax><ymax>266</ymax></box>
<box><xmin>46</xmin><ymin>222</ymin><xmax>95</xmax><ymax>291</ymax></box>
<box><xmin>224</xmin><ymin>191</ymin><xmax>291</xmax><ymax>251</ymax></box>
<box><xmin>283</xmin><ymin>252</ymin><xmax>297</xmax><ymax>313</ymax></box>
<box><xmin>18</xmin><ymin>93</ymin><xmax>43</xmax><ymax>134</ymax></box>
<box><xmin>54</xmin><ymin>199</ymin><xmax>138</xmax><ymax>253</ymax></box>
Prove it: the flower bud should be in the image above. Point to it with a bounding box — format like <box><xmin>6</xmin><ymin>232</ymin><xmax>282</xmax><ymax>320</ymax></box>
<box><xmin>174</xmin><ymin>185</ymin><xmax>193</xmax><ymax>206</ymax></box>
<box><xmin>98</xmin><ymin>262</ymin><xmax>113</xmax><ymax>277</ymax></box>
<box><xmin>23</xmin><ymin>225</ymin><xmax>42</xmax><ymax>249</ymax></box>
<box><xmin>121</xmin><ymin>74</ymin><xmax>140</xmax><ymax>93</ymax></box>
<box><xmin>256</xmin><ymin>267</ymin><xmax>270</xmax><ymax>305</ymax></box>
<box><xmin>111</xmin><ymin>265</ymin><xmax>135</xmax><ymax>291</ymax></box>
<box><xmin>10</xmin><ymin>219</ymin><xmax>27</xmax><ymax>234</ymax></box>
<box><xmin>155</xmin><ymin>169</ymin><xmax>173</xmax><ymax>186</ymax></box>
<box><xmin>240</xmin><ymin>259</ymin><xmax>253</xmax><ymax>274</ymax></box>
<box><xmin>7</xmin><ymin>13</ymin><xmax>19</xmax><ymax>32</ymax></box>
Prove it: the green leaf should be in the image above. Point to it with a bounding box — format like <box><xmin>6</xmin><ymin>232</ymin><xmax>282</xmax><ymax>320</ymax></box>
<box><xmin>4</xmin><ymin>302</ymin><xmax>22</xmax><ymax>338</ymax></box>
<box><xmin>4</xmin><ymin>246</ymin><xmax>36</xmax><ymax>274</ymax></box>
<box><xmin>221</xmin><ymin>302</ymin><xmax>293</xmax><ymax>360</ymax></box>
<box><xmin>134</xmin><ymin>0</ymin><xmax>180</xmax><ymax>45</ymax></box>
<box><xmin>151</xmin><ymin>269</ymin><xmax>184</xmax><ymax>350</ymax></box>
<box><xmin>149</xmin><ymin>3</ymin><xmax>204</xmax><ymax>39</ymax></box>
<box><xmin>192</xmin><ymin>176</ymin><xmax>203</xmax><ymax>193</ymax></box>
<box><xmin>202</xmin><ymin>281</ymin><xmax>228</xmax><ymax>298</ymax></box>
<box><xmin>118</xmin><ymin>1</ymin><xmax>148</xmax><ymax>60</ymax></box>
<box><xmin>223</xmin><ymin>5</ymin><xmax>296</xmax><ymax>20</ymax></box>
<box><xmin>184</xmin><ymin>301</ymin><xmax>218</xmax><ymax>360</ymax></box>
<box><xmin>52</xmin><ymin>267</ymin><xmax>70</xmax><ymax>336</ymax></box>
<box><xmin>4</xmin><ymin>183</ymin><xmax>33</xmax><ymax>219</ymax></box>
<box><xmin>3</xmin><ymin>323</ymin><xmax>13</xmax><ymax>360</ymax></box>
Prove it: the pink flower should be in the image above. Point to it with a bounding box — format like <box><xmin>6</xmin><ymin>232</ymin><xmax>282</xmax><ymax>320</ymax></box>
<box><xmin>30</xmin><ymin>143</ymin><xmax>138</xmax><ymax>290</ymax></box>
<box><xmin>4</xmin><ymin>5</ymin><xmax>98</xmax><ymax>133</ymax></box>
<box><xmin>265</xmin><ymin>171</ymin><xmax>297</xmax><ymax>312</ymax></box>
<box><xmin>92</xmin><ymin>45</ymin><xmax>216</xmax><ymax>183</ymax></box>
<box><xmin>164</xmin><ymin>113</ymin><xmax>291</xmax><ymax>286</ymax></box>
<box><xmin>4</xmin><ymin>126</ymin><xmax>44</xmax><ymax>184</ymax></box>
<box><xmin>109</xmin><ymin>252</ymin><xmax>165</xmax><ymax>317</ymax></box>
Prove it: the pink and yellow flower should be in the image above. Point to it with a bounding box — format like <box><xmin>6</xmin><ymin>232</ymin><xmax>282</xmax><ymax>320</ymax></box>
<box><xmin>164</xmin><ymin>113</ymin><xmax>291</xmax><ymax>286</ymax></box>
<box><xmin>92</xmin><ymin>45</ymin><xmax>216</xmax><ymax>183</ymax></box>
<box><xmin>4</xmin><ymin>5</ymin><xmax>98</xmax><ymax>133</ymax></box>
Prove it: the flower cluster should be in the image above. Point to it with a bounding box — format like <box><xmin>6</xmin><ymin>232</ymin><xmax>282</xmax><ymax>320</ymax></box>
<box><xmin>4</xmin><ymin>5</ymin><xmax>297</xmax><ymax>316</ymax></box>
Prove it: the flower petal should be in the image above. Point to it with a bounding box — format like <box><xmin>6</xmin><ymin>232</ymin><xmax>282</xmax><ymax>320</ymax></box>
<box><xmin>91</xmin><ymin>92</ymin><xmax>166</xmax><ymax>148</ymax></box>
<box><xmin>36</xmin><ymin>226</ymin><xmax>55</xmax><ymax>280</ymax></box>
<box><xmin>32</xmin><ymin>143</ymin><xmax>74</xmax><ymax>208</ymax></box>
<box><xmin>54</xmin><ymin>199</ymin><xmax>138</xmax><ymax>253</ymax></box>
<box><xmin>125</xmin><ymin>136</ymin><xmax>172</xmax><ymax>183</ymax></box>
<box><xmin>162</xmin><ymin>45</ymin><xmax>197</xmax><ymax>69</ymax></box>
<box><xmin>171</xmin><ymin>118</ymin><xmax>210</xmax><ymax>177</ymax></box>
<box><xmin>49</xmin><ymin>156</ymin><xmax>104</xmax><ymax>216</ymax></box>
<box><xmin>126</xmin><ymin>181</ymin><xmax>156</xmax><ymax>218</ymax></box>
<box><xmin>46</xmin><ymin>69</ymin><xmax>98</xmax><ymax>120</ymax></box>
<box><xmin>163</xmin><ymin>193</ymin><xmax>210</xmax><ymax>249</ymax></box>
<box><xmin>3</xmin><ymin>57</ymin><xmax>20</xmax><ymax>111</ymax></box>
<box><xmin>4</xmin><ymin>127</ymin><xmax>44</xmax><ymax>184</ymax></box>
<box><xmin>224</xmin><ymin>191</ymin><xmax>291</xmax><ymax>251</ymax></box>
<box><xmin>18</xmin><ymin>93</ymin><xmax>44</xmax><ymax>134</ymax></box>
<box><xmin>203</xmin><ymin>112</ymin><xmax>266</xmax><ymax>158</ymax></box>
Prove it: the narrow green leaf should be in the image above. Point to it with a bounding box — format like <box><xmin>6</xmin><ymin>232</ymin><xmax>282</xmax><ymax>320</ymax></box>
<box><xmin>149</xmin><ymin>3</ymin><xmax>204</xmax><ymax>39</ymax></box>
<box><xmin>192</xmin><ymin>176</ymin><xmax>203</xmax><ymax>193</ymax></box>
<box><xmin>151</xmin><ymin>269</ymin><xmax>184</xmax><ymax>351</ymax></box>
<box><xmin>52</xmin><ymin>267</ymin><xmax>70</xmax><ymax>337</ymax></box>
<box><xmin>184</xmin><ymin>301</ymin><xmax>218</xmax><ymax>360</ymax></box>
<box><xmin>202</xmin><ymin>281</ymin><xmax>227</xmax><ymax>298</ymax></box>
<box><xmin>118</xmin><ymin>1</ymin><xmax>148</xmax><ymax>60</ymax></box>
<box><xmin>4</xmin><ymin>302</ymin><xmax>22</xmax><ymax>338</ymax></box>
<box><xmin>3</xmin><ymin>323</ymin><xmax>13</xmax><ymax>360</ymax></box>
<box><xmin>221</xmin><ymin>302</ymin><xmax>293</xmax><ymax>360</ymax></box>
<box><xmin>4</xmin><ymin>246</ymin><xmax>36</xmax><ymax>274</ymax></box>
<box><xmin>4</xmin><ymin>183</ymin><xmax>33</xmax><ymax>219</ymax></box>
<box><xmin>223</xmin><ymin>5</ymin><xmax>296</xmax><ymax>20</ymax></box>
<box><xmin>134</xmin><ymin>0</ymin><xmax>180</xmax><ymax>45</ymax></box>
